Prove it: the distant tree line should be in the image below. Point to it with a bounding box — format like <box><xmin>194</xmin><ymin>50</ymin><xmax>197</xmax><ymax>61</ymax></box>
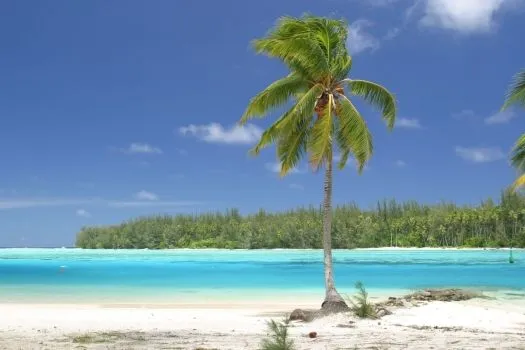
<box><xmin>76</xmin><ymin>191</ymin><xmax>525</xmax><ymax>249</ymax></box>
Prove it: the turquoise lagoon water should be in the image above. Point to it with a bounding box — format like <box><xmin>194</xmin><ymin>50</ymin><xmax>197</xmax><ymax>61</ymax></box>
<box><xmin>0</xmin><ymin>248</ymin><xmax>524</xmax><ymax>303</ymax></box>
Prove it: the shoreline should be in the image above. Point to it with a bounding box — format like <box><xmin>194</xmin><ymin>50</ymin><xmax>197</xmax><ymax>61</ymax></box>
<box><xmin>3</xmin><ymin>287</ymin><xmax>522</xmax><ymax>306</ymax></box>
<box><xmin>1</xmin><ymin>247</ymin><xmax>523</xmax><ymax>250</ymax></box>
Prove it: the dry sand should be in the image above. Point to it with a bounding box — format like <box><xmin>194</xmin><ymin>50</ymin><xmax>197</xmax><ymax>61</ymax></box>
<box><xmin>1</xmin><ymin>298</ymin><xmax>525</xmax><ymax>349</ymax></box>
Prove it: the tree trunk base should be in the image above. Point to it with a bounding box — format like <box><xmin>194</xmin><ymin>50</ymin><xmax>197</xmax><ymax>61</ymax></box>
<box><xmin>321</xmin><ymin>289</ymin><xmax>349</xmax><ymax>313</ymax></box>
<box><xmin>321</xmin><ymin>299</ymin><xmax>349</xmax><ymax>313</ymax></box>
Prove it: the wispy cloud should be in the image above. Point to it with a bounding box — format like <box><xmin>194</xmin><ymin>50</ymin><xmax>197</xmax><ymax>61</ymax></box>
<box><xmin>76</xmin><ymin>209</ymin><xmax>91</xmax><ymax>218</ymax></box>
<box><xmin>134</xmin><ymin>190</ymin><xmax>159</xmax><ymax>201</ymax></box>
<box><xmin>455</xmin><ymin>146</ymin><xmax>506</xmax><ymax>163</ymax></box>
<box><xmin>395</xmin><ymin>160</ymin><xmax>407</xmax><ymax>167</ymax></box>
<box><xmin>289</xmin><ymin>183</ymin><xmax>304</xmax><ymax>190</ymax></box>
<box><xmin>265</xmin><ymin>162</ymin><xmax>304</xmax><ymax>174</ymax></box>
<box><xmin>397</xmin><ymin>118</ymin><xmax>423</xmax><ymax>129</ymax></box>
<box><xmin>177</xmin><ymin>148</ymin><xmax>189</xmax><ymax>156</ymax></box>
<box><xmin>484</xmin><ymin>110</ymin><xmax>517</xmax><ymax>125</ymax></box>
<box><xmin>107</xmin><ymin>200</ymin><xmax>202</xmax><ymax>208</ymax></box>
<box><xmin>384</xmin><ymin>27</ymin><xmax>401</xmax><ymax>40</ymax></box>
<box><xmin>366</xmin><ymin>0</ymin><xmax>404</xmax><ymax>6</ymax></box>
<box><xmin>169</xmin><ymin>173</ymin><xmax>185</xmax><ymax>180</ymax></box>
<box><xmin>76</xmin><ymin>182</ymin><xmax>95</xmax><ymax>189</ymax></box>
<box><xmin>0</xmin><ymin>197</ymin><xmax>202</xmax><ymax>211</ymax></box>
<box><xmin>452</xmin><ymin>109</ymin><xmax>477</xmax><ymax>121</ymax></box>
<box><xmin>0</xmin><ymin>188</ymin><xmax>18</xmax><ymax>195</ymax></box>
<box><xmin>0</xmin><ymin>198</ymin><xmax>92</xmax><ymax>210</ymax></box>
<box><xmin>179</xmin><ymin>123</ymin><xmax>262</xmax><ymax>145</ymax></box>
<box><xmin>119</xmin><ymin>143</ymin><xmax>163</xmax><ymax>155</ymax></box>
<box><xmin>347</xmin><ymin>20</ymin><xmax>380</xmax><ymax>55</ymax></box>
<box><xmin>418</xmin><ymin>0</ymin><xmax>520</xmax><ymax>34</ymax></box>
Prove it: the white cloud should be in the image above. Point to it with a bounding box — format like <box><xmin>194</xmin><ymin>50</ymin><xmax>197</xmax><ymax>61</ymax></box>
<box><xmin>0</xmin><ymin>197</ymin><xmax>201</xmax><ymax>211</ymax></box>
<box><xmin>397</xmin><ymin>118</ymin><xmax>422</xmax><ymax>129</ymax></box>
<box><xmin>419</xmin><ymin>0</ymin><xmax>517</xmax><ymax>34</ymax></box>
<box><xmin>384</xmin><ymin>27</ymin><xmax>401</xmax><ymax>40</ymax></box>
<box><xmin>76</xmin><ymin>182</ymin><xmax>95</xmax><ymax>189</ymax></box>
<box><xmin>265</xmin><ymin>162</ymin><xmax>304</xmax><ymax>174</ymax></box>
<box><xmin>484</xmin><ymin>110</ymin><xmax>517</xmax><ymax>125</ymax></box>
<box><xmin>455</xmin><ymin>146</ymin><xmax>506</xmax><ymax>163</ymax></box>
<box><xmin>395</xmin><ymin>160</ymin><xmax>407</xmax><ymax>167</ymax></box>
<box><xmin>0</xmin><ymin>198</ymin><xmax>91</xmax><ymax>210</ymax></box>
<box><xmin>452</xmin><ymin>109</ymin><xmax>477</xmax><ymax>121</ymax></box>
<box><xmin>177</xmin><ymin>148</ymin><xmax>188</xmax><ymax>156</ymax></box>
<box><xmin>134</xmin><ymin>190</ymin><xmax>159</xmax><ymax>201</ymax></box>
<box><xmin>347</xmin><ymin>20</ymin><xmax>380</xmax><ymax>55</ymax></box>
<box><xmin>289</xmin><ymin>183</ymin><xmax>304</xmax><ymax>190</ymax></box>
<box><xmin>107</xmin><ymin>201</ymin><xmax>201</xmax><ymax>208</ymax></box>
<box><xmin>179</xmin><ymin>123</ymin><xmax>262</xmax><ymax>144</ymax></box>
<box><xmin>76</xmin><ymin>209</ymin><xmax>91</xmax><ymax>218</ymax></box>
<box><xmin>353</xmin><ymin>0</ymin><xmax>404</xmax><ymax>7</ymax></box>
<box><xmin>120</xmin><ymin>143</ymin><xmax>163</xmax><ymax>155</ymax></box>
<box><xmin>169</xmin><ymin>173</ymin><xmax>185</xmax><ymax>180</ymax></box>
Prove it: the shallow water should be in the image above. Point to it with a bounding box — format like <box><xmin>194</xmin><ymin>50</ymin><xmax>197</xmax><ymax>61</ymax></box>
<box><xmin>0</xmin><ymin>248</ymin><xmax>523</xmax><ymax>303</ymax></box>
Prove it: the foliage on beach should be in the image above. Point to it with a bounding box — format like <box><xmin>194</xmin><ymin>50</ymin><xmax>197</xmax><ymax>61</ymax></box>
<box><xmin>348</xmin><ymin>282</ymin><xmax>377</xmax><ymax>319</ymax></box>
<box><xmin>260</xmin><ymin>319</ymin><xmax>295</xmax><ymax>350</ymax></box>
<box><xmin>240</xmin><ymin>14</ymin><xmax>397</xmax><ymax>308</ymax></box>
<box><xmin>76</xmin><ymin>191</ymin><xmax>525</xmax><ymax>249</ymax></box>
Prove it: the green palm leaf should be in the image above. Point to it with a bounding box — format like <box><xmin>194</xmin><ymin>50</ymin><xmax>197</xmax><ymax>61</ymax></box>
<box><xmin>512</xmin><ymin>174</ymin><xmax>525</xmax><ymax>191</ymax></box>
<box><xmin>275</xmin><ymin>84</ymin><xmax>324</xmax><ymax>175</ymax></box>
<box><xmin>250</xmin><ymin>111</ymin><xmax>293</xmax><ymax>156</ymax></box>
<box><xmin>335</xmin><ymin>95</ymin><xmax>373</xmax><ymax>172</ymax></box>
<box><xmin>241</xmin><ymin>74</ymin><xmax>308</xmax><ymax>124</ymax></box>
<box><xmin>503</xmin><ymin>70</ymin><xmax>525</xmax><ymax>110</ymax></box>
<box><xmin>308</xmin><ymin>94</ymin><xmax>334</xmax><ymax>170</ymax></box>
<box><xmin>511</xmin><ymin>133</ymin><xmax>525</xmax><ymax>173</ymax></box>
<box><xmin>345</xmin><ymin>79</ymin><xmax>397</xmax><ymax>129</ymax></box>
<box><xmin>277</xmin><ymin>115</ymin><xmax>310</xmax><ymax>176</ymax></box>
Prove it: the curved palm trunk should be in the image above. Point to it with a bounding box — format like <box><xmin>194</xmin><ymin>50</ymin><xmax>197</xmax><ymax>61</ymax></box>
<box><xmin>321</xmin><ymin>155</ymin><xmax>348</xmax><ymax>312</ymax></box>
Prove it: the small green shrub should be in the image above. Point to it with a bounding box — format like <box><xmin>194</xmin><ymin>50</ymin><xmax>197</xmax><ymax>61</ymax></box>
<box><xmin>259</xmin><ymin>319</ymin><xmax>295</xmax><ymax>350</ymax></box>
<box><xmin>348</xmin><ymin>281</ymin><xmax>377</xmax><ymax>319</ymax></box>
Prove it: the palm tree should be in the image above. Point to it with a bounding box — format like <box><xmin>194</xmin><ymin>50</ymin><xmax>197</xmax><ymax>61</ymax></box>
<box><xmin>502</xmin><ymin>70</ymin><xmax>525</xmax><ymax>191</ymax></box>
<box><xmin>239</xmin><ymin>15</ymin><xmax>397</xmax><ymax>311</ymax></box>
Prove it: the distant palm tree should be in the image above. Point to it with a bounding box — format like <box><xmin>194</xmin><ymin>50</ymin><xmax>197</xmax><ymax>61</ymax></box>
<box><xmin>502</xmin><ymin>70</ymin><xmax>525</xmax><ymax>190</ymax></box>
<box><xmin>240</xmin><ymin>15</ymin><xmax>397</xmax><ymax>311</ymax></box>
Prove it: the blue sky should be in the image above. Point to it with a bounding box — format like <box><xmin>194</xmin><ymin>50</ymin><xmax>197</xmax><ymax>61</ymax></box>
<box><xmin>0</xmin><ymin>0</ymin><xmax>524</xmax><ymax>247</ymax></box>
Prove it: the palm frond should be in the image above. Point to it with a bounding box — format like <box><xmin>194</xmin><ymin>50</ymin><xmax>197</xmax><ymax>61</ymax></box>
<box><xmin>308</xmin><ymin>94</ymin><xmax>334</xmax><ymax>170</ymax></box>
<box><xmin>253</xmin><ymin>36</ymin><xmax>329</xmax><ymax>81</ymax></box>
<box><xmin>346</xmin><ymin>79</ymin><xmax>397</xmax><ymax>129</ymax></box>
<box><xmin>511</xmin><ymin>133</ymin><xmax>525</xmax><ymax>172</ymax></box>
<box><xmin>335</xmin><ymin>95</ymin><xmax>373</xmax><ymax>172</ymax></box>
<box><xmin>250</xmin><ymin>111</ymin><xmax>294</xmax><ymax>156</ymax></box>
<box><xmin>277</xmin><ymin>116</ymin><xmax>309</xmax><ymax>176</ymax></box>
<box><xmin>275</xmin><ymin>84</ymin><xmax>324</xmax><ymax>175</ymax></box>
<box><xmin>332</xmin><ymin>55</ymin><xmax>352</xmax><ymax>82</ymax></box>
<box><xmin>502</xmin><ymin>70</ymin><xmax>525</xmax><ymax>110</ymax></box>
<box><xmin>252</xmin><ymin>15</ymin><xmax>349</xmax><ymax>82</ymax></box>
<box><xmin>512</xmin><ymin>174</ymin><xmax>525</xmax><ymax>192</ymax></box>
<box><xmin>240</xmin><ymin>74</ymin><xmax>308</xmax><ymax>124</ymax></box>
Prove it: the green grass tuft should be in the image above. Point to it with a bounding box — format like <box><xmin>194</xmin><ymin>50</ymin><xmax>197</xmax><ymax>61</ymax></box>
<box><xmin>347</xmin><ymin>281</ymin><xmax>377</xmax><ymax>319</ymax></box>
<box><xmin>260</xmin><ymin>319</ymin><xmax>296</xmax><ymax>350</ymax></box>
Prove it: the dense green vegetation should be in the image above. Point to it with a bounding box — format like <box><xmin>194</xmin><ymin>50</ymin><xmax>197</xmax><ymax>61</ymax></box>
<box><xmin>76</xmin><ymin>191</ymin><xmax>525</xmax><ymax>249</ymax></box>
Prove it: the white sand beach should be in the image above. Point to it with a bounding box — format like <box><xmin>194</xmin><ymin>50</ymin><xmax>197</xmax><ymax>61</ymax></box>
<box><xmin>2</xmin><ymin>297</ymin><xmax>525</xmax><ymax>349</ymax></box>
